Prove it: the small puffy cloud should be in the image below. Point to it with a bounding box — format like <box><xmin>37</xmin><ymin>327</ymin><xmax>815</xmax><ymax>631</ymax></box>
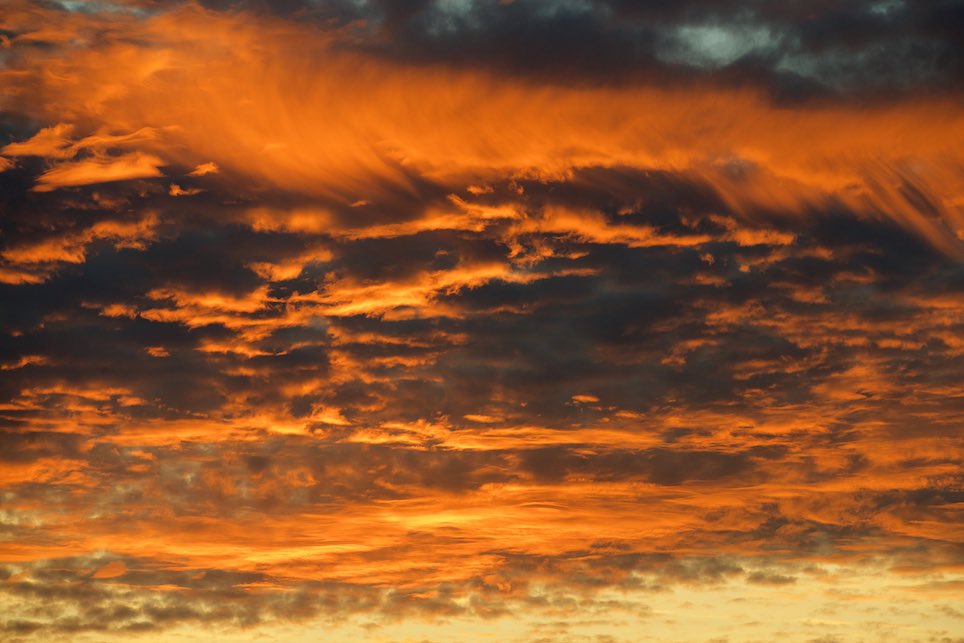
<box><xmin>169</xmin><ymin>183</ymin><xmax>203</xmax><ymax>196</ymax></box>
<box><xmin>188</xmin><ymin>161</ymin><xmax>219</xmax><ymax>176</ymax></box>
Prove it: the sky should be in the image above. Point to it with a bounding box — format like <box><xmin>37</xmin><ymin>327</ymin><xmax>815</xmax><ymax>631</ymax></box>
<box><xmin>0</xmin><ymin>0</ymin><xmax>963</xmax><ymax>641</ymax></box>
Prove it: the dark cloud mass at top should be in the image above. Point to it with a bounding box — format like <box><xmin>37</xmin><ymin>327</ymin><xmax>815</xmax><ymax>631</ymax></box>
<box><xmin>187</xmin><ymin>0</ymin><xmax>964</xmax><ymax>98</ymax></box>
<box><xmin>0</xmin><ymin>1</ymin><xmax>962</xmax><ymax>641</ymax></box>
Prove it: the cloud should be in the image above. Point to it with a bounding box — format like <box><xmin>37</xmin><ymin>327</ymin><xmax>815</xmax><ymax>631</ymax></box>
<box><xmin>32</xmin><ymin>152</ymin><xmax>165</xmax><ymax>191</ymax></box>
<box><xmin>0</xmin><ymin>1</ymin><xmax>961</xmax><ymax>641</ymax></box>
<box><xmin>188</xmin><ymin>161</ymin><xmax>218</xmax><ymax>176</ymax></box>
<box><xmin>1</xmin><ymin>2</ymin><xmax>962</xmax><ymax>254</ymax></box>
<box><xmin>168</xmin><ymin>183</ymin><xmax>202</xmax><ymax>196</ymax></box>
<box><xmin>1</xmin><ymin>123</ymin><xmax>76</xmax><ymax>159</ymax></box>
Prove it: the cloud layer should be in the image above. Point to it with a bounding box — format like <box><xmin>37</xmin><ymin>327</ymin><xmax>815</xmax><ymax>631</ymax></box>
<box><xmin>1</xmin><ymin>1</ymin><xmax>962</xmax><ymax>641</ymax></box>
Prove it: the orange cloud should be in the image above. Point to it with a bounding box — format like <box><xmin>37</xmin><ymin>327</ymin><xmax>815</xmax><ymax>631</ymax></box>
<box><xmin>1</xmin><ymin>123</ymin><xmax>76</xmax><ymax>158</ymax></box>
<box><xmin>2</xmin><ymin>4</ymin><xmax>961</xmax><ymax>253</ymax></box>
<box><xmin>1</xmin><ymin>3</ymin><xmax>962</xmax><ymax>641</ymax></box>
<box><xmin>188</xmin><ymin>161</ymin><xmax>218</xmax><ymax>176</ymax></box>
<box><xmin>1</xmin><ymin>212</ymin><xmax>158</xmax><ymax>266</ymax></box>
<box><xmin>32</xmin><ymin>152</ymin><xmax>164</xmax><ymax>191</ymax></box>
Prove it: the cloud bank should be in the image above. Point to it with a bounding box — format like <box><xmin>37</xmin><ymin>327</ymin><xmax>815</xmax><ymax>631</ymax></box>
<box><xmin>0</xmin><ymin>1</ymin><xmax>962</xmax><ymax>641</ymax></box>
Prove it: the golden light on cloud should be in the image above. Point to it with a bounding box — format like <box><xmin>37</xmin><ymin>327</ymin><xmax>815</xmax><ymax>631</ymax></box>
<box><xmin>3</xmin><ymin>3</ymin><xmax>964</xmax><ymax>252</ymax></box>
<box><xmin>0</xmin><ymin>1</ymin><xmax>962</xmax><ymax>641</ymax></box>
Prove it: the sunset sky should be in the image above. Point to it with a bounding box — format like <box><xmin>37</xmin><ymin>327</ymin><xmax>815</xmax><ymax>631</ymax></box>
<box><xmin>1</xmin><ymin>0</ymin><xmax>963</xmax><ymax>641</ymax></box>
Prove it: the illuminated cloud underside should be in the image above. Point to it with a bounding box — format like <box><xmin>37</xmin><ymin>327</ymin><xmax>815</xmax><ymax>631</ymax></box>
<box><xmin>0</xmin><ymin>1</ymin><xmax>962</xmax><ymax>641</ymax></box>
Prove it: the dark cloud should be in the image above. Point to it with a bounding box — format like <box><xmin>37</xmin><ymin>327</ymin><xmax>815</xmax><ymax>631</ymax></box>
<box><xmin>318</xmin><ymin>0</ymin><xmax>964</xmax><ymax>100</ymax></box>
<box><xmin>67</xmin><ymin>0</ymin><xmax>964</xmax><ymax>100</ymax></box>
